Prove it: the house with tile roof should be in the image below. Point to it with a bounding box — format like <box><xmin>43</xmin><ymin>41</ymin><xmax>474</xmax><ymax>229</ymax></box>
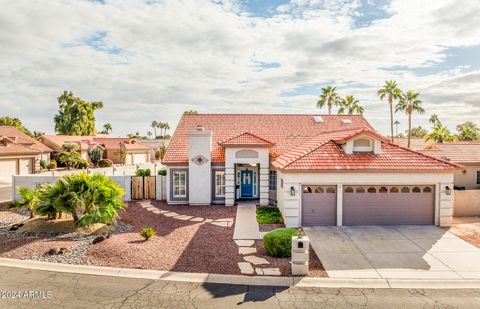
<box><xmin>38</xmin><ymin>135</ymin><xmax>151</xmax><ymax>165</ymax></box>
<box><xmin>0</xmin><ymin>126</ymin><xmax>52</xmax><ymax>181</ymax></box>
<box><xmin>422</xmin><ymin>142</ymin><xmax>480</xmax><ymax>190</ymax></box>
<box><xmin>162</xmin><ymin>114</ymin><xmax>460</xmax><ymax>227</ymax></box>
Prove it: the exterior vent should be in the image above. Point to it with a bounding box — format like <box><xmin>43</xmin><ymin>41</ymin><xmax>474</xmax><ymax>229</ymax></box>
<box><xmin>196</xmin><ymin>124</ymin><xmax>204</xmax><ymax>131</ymax></box>
<box><xmin>342</xmin><ymin>119</ymin><xmax>352</xmax><ymax>124</ymax></box>
<box><xmin>313</xmin><ymin>116</ymin><xmax>324</xmax><ymax>123</ymax></box>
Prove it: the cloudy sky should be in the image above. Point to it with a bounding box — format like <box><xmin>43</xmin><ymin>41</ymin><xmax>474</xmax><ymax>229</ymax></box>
<box><xmin>1</xmin><ymin>0</ymin><xmax>479</xmax><ymax>137</ymax></box>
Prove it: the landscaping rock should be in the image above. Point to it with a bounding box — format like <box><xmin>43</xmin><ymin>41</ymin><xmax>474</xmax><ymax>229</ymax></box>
<box><xmin>238</xmin><ymin>247</ymin><xmax>257</xmax><ymax>255</ymax></box>
<box><xmin>262</xmin><ymin>268</ymin><xmax>281</xmax><ymax>276</ymax></box>
<box><xmin>238</xmin><ymin>262</ymin><xmax>254</xmax><ymax>275</ymax></box>
<box><xmin>243</xmin><ymin>255</ymin><xmax>269</xmax><ymax>265</ymax></box>
<box><xmin>92</xmin><ymin>234</ymin><xmax>111</xmax><ymax>245</ymax></box>
<box><xmin>47</xmin><ymin>248</ymin><xmax>60</xmax><ymax>255</ymax></box>
<box><xmin>58</xmin><ymin>247</ymin><xmax>67</xmax><ymax>255</ymax></box>
<box><xmin>9</xmin><ymin>223</ymin><xmax>24</xmax><ymax>231</ymax></box>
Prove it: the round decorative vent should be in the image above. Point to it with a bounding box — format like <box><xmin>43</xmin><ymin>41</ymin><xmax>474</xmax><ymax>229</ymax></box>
<box><xmin>191</xmin><ymin>155</ymin><xmax>208</xmax><ymax>165</ymax></box>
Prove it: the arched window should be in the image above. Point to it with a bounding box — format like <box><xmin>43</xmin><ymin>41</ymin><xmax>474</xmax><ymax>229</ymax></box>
<box><xmin>314</xmin><ymin>186</ymin><xmax>324</xmax><ymax>193</ymax></box>
<box><xmin>379</xmin><ymin>186</ymin><xmax>388</xmax><ymax>193</ymax></box>
<box><xmin>390</xmin><ymin>187</ymin><xmax>399</xmax><ymax>193</ymax></box>
<box><xmin>345</xmin><ymin>186</ymin><xmax>354</xmax><ymax>193</ymax></box>
<box><xmin>356</xmin><ymin>187</ymin><xmax>365</xmax><ymax>193</ymax></box>
<box><xmin>401</xmin><ymin>187</ymin><xmax>410</xmax><ymax>193</ymax></box>
<box><xmin>326</xmin><ymin>186</ymin><xmax>336</xmax><ymax>193</ymax></box>
<box><xmin>412</xmin><ymin>187</ymin><xmax>421</xmax><ymax>193</ymax></box>
<box><xmin>423</xmin><ymin>187</ymin><xmax>432</xmax><ymax>193</ymax></box>
<box><xmin>303</xmin><ymin>186</ymin><xmax>312</xmax><ymax>193</ymax></box>
<box><xmin>368</xmin><ymin>187</ymin><xmax>377</xmax><ymax>193</ymax></box>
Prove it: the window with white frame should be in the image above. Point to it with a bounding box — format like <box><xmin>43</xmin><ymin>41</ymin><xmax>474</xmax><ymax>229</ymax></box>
<box><xmin>353</xmin><ymin>138</ymin><xmax>373</xmax><ymax>152</ymax></box>
<box><xmin>269</xmin><ymin>171</ymin><xmax>277</xmax><ymax>190</ymax></box>
<box><xmin>173</xmin><ymin>171</ymin><xmax>187</xmax><ymax>197</ymax></box>
<box><xmin>215</xmin><ymin>171</ymin><xmax>226</xmax><ymax>197</ymax></box>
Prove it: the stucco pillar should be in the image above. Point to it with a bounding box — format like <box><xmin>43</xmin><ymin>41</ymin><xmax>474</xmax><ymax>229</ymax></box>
<box><xmin>259</xmin><ymin>166</ymin><xmax>269</xmax><ymax>206</ymax></box>
<box><xmin>336</xmin><ymin>184</ymin><xmax>343</xmax><ymax>226</ymax></box>
<box><xmin>439</xmin><ymin>182</ymin><xmax>454</xmax><ymax>227</ymax></box>
<box><xmin>225</xmin><ymin>167</ymin><xmax>235</xmax><ymax>206</ymax></box>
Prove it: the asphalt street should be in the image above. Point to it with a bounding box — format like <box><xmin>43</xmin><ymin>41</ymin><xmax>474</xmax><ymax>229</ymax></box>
<box><xmin>0</xmin><ymin>266</ymin><xmax>479</xmax><ymax>308</ymax></box>
<box><xmin>0</xmin><ymin>185</ymin><xmax>11</xmax><ymax>202</ymax></box>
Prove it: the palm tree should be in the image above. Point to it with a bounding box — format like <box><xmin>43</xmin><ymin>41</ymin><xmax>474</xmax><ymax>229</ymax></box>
<box><xmin>425</xmin><ymin>123</ymin><xmax>452</xmax><ymax>143</ymax></box>
<box><xmin>377</xmin><ymin>80</ymin><xmax>402</xmax><ymax>142</ymax></box>
<box><xmin>338</xmin><ymin>95</ymin><xmax>364</xmax><ymax>115</ymax></box>
<box><xmin>317</xmin><ymin>86</ymin><xmax>340</xmax><ymax>115</ymax></box>
<box><xmin>164</xmin><ymin>123</ymin><xmax>170</xmax><ymax>137</ymax></box>
<box><xmin>395</xmin><ymin>90</ymin><xmax>425</xmax><ymax>148</ymax></box>
<box><xmin>394</xmin><ymin>120</ymin><xmax>400</xmax><ymax>136</ymax></box>
<box><xmin>9</xmin><ymin>187</ymin><xmax>41</xmax><ymax>218</ymax></box>
<box><xmin>33</xmin><ymin>131</ymin><xmax>45</xmax><ymax>138</ymax></box>
<box><xmin>147</xmin><ymin>131</ymin><xmax>152</xmax><ymax>139</ymax></box>
<box><xmin>429</xmin><ymin>114</ymin><xmax>440</xmax><ymax>128</ymax></box>
<box><xmin>103</xmin><ymin>123</ymin><xmax>112</xmax><ymax>135</ymax></box>
<box><xmin>151</xmin><ymin>121</ymin><xmax>158</xmax><ymax>138</ymax></box>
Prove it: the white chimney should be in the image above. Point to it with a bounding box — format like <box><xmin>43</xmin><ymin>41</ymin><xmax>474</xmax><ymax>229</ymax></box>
<box><xmin>188</xmin><ymin>127</ymin><xmax>212</xmax><ymax>205</ymax></box>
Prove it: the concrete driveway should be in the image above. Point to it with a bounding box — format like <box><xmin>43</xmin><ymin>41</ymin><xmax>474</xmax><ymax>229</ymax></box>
<box><xmin>305</xmin><ymin>226</ymin><xmax>480</xmax><ymax>279</ymax></box>
<box><xmin>0</xmin><ymin>185</ymin><xmax>12</xmax><ymax>203</ymax></box>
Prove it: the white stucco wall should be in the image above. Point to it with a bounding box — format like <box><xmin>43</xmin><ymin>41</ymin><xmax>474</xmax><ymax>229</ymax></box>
<box><xmin>224</xmin><ymin>147</ymin><xmax>270</xmax><ymax>206</ymax></box>
<box><xmin>188</xmin><ymin>130</ymin><xmax>212</xmax><ymax>205</ymax></box>
<box><xmin>276</xmin><ymin>171</ymin><xmax>454</xmax><ymax>228</ymax></box>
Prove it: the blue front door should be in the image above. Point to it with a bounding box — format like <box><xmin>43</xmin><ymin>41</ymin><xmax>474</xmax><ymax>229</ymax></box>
<box><xmin>240</xmin><ymin>170</ymin><xmax>253</xmax><ymax>197</ymax></box>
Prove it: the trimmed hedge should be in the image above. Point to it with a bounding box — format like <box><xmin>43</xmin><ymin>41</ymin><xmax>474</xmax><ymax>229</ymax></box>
<box><xmin>263</xmin><ymin>228</ymin><xmax>297</xmax><ymax>257</ymax></box>
<box><xmin>98</xmin><ymin>159</ymin><xmax>113</xmax><ymax>168</ymax></box>
<box><xmin>256</xmin><ymin>207</ymin><xmax>284</xmax><ymax>224</ymax></box>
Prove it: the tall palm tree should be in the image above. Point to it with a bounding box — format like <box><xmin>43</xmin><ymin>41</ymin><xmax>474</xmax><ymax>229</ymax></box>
<box><xmin>377</xmin><ymin>80</ymin><xmax>402</xmax><ymax>142</ymax></box>
<box><xmin>164</xmin><ymin>123</ymin><xmax>170</xmax><ymax>137</ymax></box>
<box><xmin>429</xmin><ymin>114</ymin><xmax>440</xmax><ymax>128</ymax></box>
<box><xmin>147</xmin><ymin>131</ymin><xmax>152</xmax><ymax>139</ymax></box>
<box><xmin>317</xmin><ymin>86</ymin><xmax>340</xmax><ymax>115</ymax></box>
<box><xmin>395</xmin><ymin>90</ymin><xmax>425</xmax><ymax>148</ymax></box>
<box><xmin>103</xmin><ymin>123</ymin><xmax>112</xmax><ymax>135</ymax></box>
<box><xmin>157</xmin><ymin>122</ymin><xmax>165</xmax><ymax>138</ymax></box>
<box><xmin>338</xmin><ymin>95</ymin><xmax>364</xmax><ymax>115</ymax></box>
<box><xmin>394</xmin><ymin>120</ymin><xmax>400</xmax><ymax>136</ymax></box>
<box><xmin>425</xmin><ymin>123</ymin><xmax>452</xmax><ymax>143</ymax></box>
<box><xmin>151</xmin><ymin>121</ymin><xmax>158</xmax><ymax>138</ymax></box>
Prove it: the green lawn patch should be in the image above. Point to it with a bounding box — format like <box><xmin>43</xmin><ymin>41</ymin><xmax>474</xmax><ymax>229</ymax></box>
<box><xmin>263</xmin><ymin>228</ymin><xmax>297</xmax><ymax>257</ymax></box>
<box><xmin>256</xmin><ymin>207</ymin><xmax>284</xmax><ymax>224</ymax></box>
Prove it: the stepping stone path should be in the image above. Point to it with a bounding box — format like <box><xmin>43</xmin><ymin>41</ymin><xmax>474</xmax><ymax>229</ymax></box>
<box><xmin>236</xmin><ymin>239</ymin><xmax>281</xmax><ymax>276</ymax></box>
<box><xmin>137</xmin><ymin>200</ymin><xmax>233</xmax><ymax>228</ymax></box>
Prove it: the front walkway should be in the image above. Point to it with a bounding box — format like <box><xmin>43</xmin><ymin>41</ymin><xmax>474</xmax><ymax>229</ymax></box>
<box><xmin>305</xmin><ymin>226</ymin><xmax>480</xmax><ymax>279</ymax></box>
<box><xmin>233</xmin><ymin>203</ymin><xmax>262</xmax><ymax>240</ymax></box>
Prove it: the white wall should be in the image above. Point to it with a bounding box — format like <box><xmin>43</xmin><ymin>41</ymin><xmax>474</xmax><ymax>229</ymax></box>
<box><xmin>276</xmin><ymin>171</ymin><xmax>454</xmax><ymax>227</ymax></box>
<box><xmin>454</xmin><ymin>190</ymin><xmax>480</xmax><ymax>216</ymax></box>
<box><xmin>156</xmin><ymin>175</ymin><xmax>167</xmax><ymax>201</ymax></box>
<box><xmin>224</xmin><ymin>147</ymin><xmax>270</xmax><ymax>206</ymax></box>
<box><xmin>188</xmin><ymin>130</ymin><xmax>212</xmax><ymax>205</ymax></box>
<box><xmin>13</xmin><ymin>174</ymin><xmax>132</xmax><ymax>202</ymax></box>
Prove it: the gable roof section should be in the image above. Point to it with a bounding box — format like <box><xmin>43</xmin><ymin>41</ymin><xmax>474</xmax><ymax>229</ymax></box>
<box><xmin>0</xmin><ymin>126</ymin><xmax>52</xmax><ymax>155</ymax></box>
<box><xmin>163</xmin><ymin>114</ymin><xmax>373</xmax><ymax>164</ymax></box>
<box><xmin>219</xmin><ymin>132</ymin><xmax>274</xmax><ymax>147</ymax></box>
<box><xmin>40</xmin><ymin>135</ymin><xmax>150</xmax><ymax>152</ymax></box>
<box><xmin>272</xmin><ymin>130</ymin><xmax>460</xmax><ymax>171</ymax></box>
<box><xmin>421</xmin><ymin>142</ymin><xmax>480</xmax><ymax>164</ymax></box>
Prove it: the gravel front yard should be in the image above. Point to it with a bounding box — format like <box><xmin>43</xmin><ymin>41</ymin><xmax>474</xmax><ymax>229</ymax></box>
<box><xmin>444</xmin><ymin>217</ymin><xmax>480</xmax><ymax>248</ymax></box>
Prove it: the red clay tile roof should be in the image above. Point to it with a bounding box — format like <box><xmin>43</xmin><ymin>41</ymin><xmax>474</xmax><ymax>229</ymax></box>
<box><xmin>40</xmin><ymin>135</ymin><xmax>150</xmax><ymax>152</ymax></box>
<box><xmin>332</xmin><ymin>127</ymin><xmax>391</xmax><ymax>144</ymax></box>
<box><xmin>163</xmin><ymin>114</ymin><xmax>373</xmax><ymax>163</ymax></box>
<box><xmin>272</xmin><ymin>130</ymin><xmax>460</xmax><ymax>171</ymax></box>
<box><xmin>421</xmin><ymin>142</ymin><xmax>480</xmax><ymax>164</ymax></box>
<box><xmin>0</xmin><ymin>126</ymin><xmax>52</xmax><ymax>155</ymax></box>
<box><xmin>219</xmin><ymin>132</ymin><xmax>274</xmax><ymax>147</ymax></box>
<box><xmin>394</xmin><ymin>138</ymin><xmax>434</xmax><ymax>150</ymax></box>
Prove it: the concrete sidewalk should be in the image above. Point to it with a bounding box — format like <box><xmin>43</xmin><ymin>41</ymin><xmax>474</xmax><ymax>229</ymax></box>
<box><xmin>233</xmin><ymin>203</ymin><xmax>262</xmax><ymax>240</ymax></box>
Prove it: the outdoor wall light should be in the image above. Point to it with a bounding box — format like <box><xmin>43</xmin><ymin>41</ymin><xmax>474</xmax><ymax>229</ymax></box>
<box><xmin>290</xmin><ymin>186</ymin><xmax>296</xmax><ymax>196</ymax></box>
<box><xmin>445</xmin><ymin>186</ymin><xmax>452</xmax><ymax>195</ymax></box>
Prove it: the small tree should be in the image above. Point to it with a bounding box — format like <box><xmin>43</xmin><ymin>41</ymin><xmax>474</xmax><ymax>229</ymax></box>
<box><xmin>58</xmin><ymin>143</ymin><xmax>88</xmax><ymax>169</ymax></box>
<box><xmin>87</xmin><ymin>147</ymin><xmax>104</xmax><ymax>167</ymax></box>
<box><xmin>456</xmin><ymin>121</ymin><xmax>480</xmax><ymax>141</ymax></box>
<box><xmin>9</xmin><ymin>187</ymin><xmax>42</xmax><ymax>219</ymax></box>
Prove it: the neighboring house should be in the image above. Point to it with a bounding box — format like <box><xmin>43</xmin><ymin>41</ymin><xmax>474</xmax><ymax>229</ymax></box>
<box><xmin>38</xmin><ymin>135</ymin><xmax>151</xmax><ymax>165</ymax></box>
<box><xmin>162</xmin><ymin>114</ymin><xmax>458</xmax><ymax>227</ymax></box>
<box><xmin>137</xmin><ymin>139</ymin><xmax>170</xmax><ymax>160</ymax></box>
<box><xmin>0</xmin><ymin>126</ymin><xmax>52</xmax><ymax>180</ymax></box>
<box><xmin>394</xmin><ymin>138</ymin><xmax>434</xmax><ymax>151</ymax></box>
<box><xmin>421</xmin><ymin>142</ymin><xmax>480</xmax><ymax>190</ymax></box>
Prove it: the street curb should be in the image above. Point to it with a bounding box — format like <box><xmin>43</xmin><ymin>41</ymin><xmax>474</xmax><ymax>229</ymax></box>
<box><xmin>2</xmin><ymin>258</ymin><xmax>480</xmax><ymax>289</ymax></box>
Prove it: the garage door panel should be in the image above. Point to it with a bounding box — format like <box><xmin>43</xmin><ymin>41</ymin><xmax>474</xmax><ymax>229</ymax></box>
<box><xmin>0</xmin><ymin>159</ymin><xmax>17</xmax><ymax>176</ymax></box>
<box><xmin>302</xmin><ymin>186</ymin><xmax>336</xmax><ymax>226</ymax></box>
<box><xmin>343</xmin><ymin>186</ymin><xmax>435</xmax><ymax>225</ymax></box>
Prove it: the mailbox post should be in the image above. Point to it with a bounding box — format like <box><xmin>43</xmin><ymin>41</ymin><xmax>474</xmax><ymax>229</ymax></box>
<box><xmin>291</xmin><ymin>235</ymin><xmax>309</xmax><ymax>275</ymax></box>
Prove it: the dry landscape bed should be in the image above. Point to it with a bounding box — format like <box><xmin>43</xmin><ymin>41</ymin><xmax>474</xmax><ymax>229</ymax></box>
<box><xmin>0</xmin><ymin>201</ymin><xmax>326</xmax><ymax>277</ymax></box>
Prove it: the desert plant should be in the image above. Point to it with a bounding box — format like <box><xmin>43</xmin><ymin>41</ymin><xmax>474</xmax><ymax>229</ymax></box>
<box><xmin>98</xmin><ymin>159</ymin><xmax>113</xmax><ymax>168</ymax></box>
<box><xmin>37</xmin><ymin>173</ymin><xmax>125</xmax><ymax>226</ymax></box>
<box><xmin>263</xmin><ymin>228</ymin><xmax>297</xmax><ymax>257</ymax></box>
<box><xmin>9</xmin><ymin>186</ymin><xmax>42</xmax><ymax>219</ymax></box>
<box><xmin>39</xmin><ymin>159</ymin><xmax>48</xmax><ymax>170</ymax></box>
<box><xmin>158</xmin><ymin>169</ymin><xmax>167</xmax><ymax>176</ymax></box>
<box><xmin>87</xmin><ymin>147</ymin><xmax>104</xmax><ymax>167</ymax></box>
<box><xmin>47</xmin><ymin>159</ymin><xmax>57</xmax><ymax>170</ymax></box>
<box><xmin>140</xmin><ymin>227</ymin><xmax>157</xmax><ymax>240</ymax></box>
<box><xmin>135</xmin><ymin>168</ymin><xmax>151</xmax><ymax>176</ymax></box>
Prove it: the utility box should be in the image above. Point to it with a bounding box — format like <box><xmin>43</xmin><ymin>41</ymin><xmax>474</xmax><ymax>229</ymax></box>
<box><xmin>291</xmin><ymin>236</ymin><xmax>309</xmax><ymax>276</ymax></box>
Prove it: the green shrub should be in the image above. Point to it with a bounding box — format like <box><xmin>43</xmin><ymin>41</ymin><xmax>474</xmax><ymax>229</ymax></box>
<box><xmin>135</xmin><ymin>168</ymin><xmax>151</xmax><ymax>176</ymax></box>
<box><xmin>39</xmin><ymin>160</ymin><xmax>48</xmax><ymax>170</ymax></box>
<box><xmin>98</xmin><ymin>159</ymin><xmax>113</xmax><ymax>168</ymax></box>
<box><xmin>158</xmin><ymin>169</ymin><xmax>167</xmax><ymax>176</ymax></box>
<box><xmin>9</xmin><ymin>186</ymin><xmax>43</xmax><ymax>219</ymax></box>
<box><xmin>47</xmin><ymin>160</ymin><xmax>57</xmax><ymax>170</ymax></box>
<box><xmin>140</xmin><ymin>227</ymin><xmax>157</xmax><ymax>240</ymax></box>
<box><xmin>263</xmin><ymin>228</ymin><xmax>297</xmax><ymax>257</ymax></box>
<box><xmin>256</xmin><ymin>207</ymin><xmax>284</xmax><ymax>224</ymax></box>
<box><xmin>87</xmin><ymin>147</ymin><xmax>104</xmax><ymax>167</ymax></box>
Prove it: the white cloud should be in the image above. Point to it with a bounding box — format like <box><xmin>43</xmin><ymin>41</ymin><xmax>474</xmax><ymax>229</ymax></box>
<box><xmin>0</xmin><ymin>0</ymin><xmax>479</xmax><ymax>137</ymax></box>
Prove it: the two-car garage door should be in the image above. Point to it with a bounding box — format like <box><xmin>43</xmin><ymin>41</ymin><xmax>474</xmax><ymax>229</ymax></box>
<box><xmin>301</xmin><ymin>185</ymin><xmax>435</xmax><ymax>226</ymax></box>
<box><xmin>0</xmin><ymin>159</ymin><xmax>34</xmax><ymax>176</ymax></box>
